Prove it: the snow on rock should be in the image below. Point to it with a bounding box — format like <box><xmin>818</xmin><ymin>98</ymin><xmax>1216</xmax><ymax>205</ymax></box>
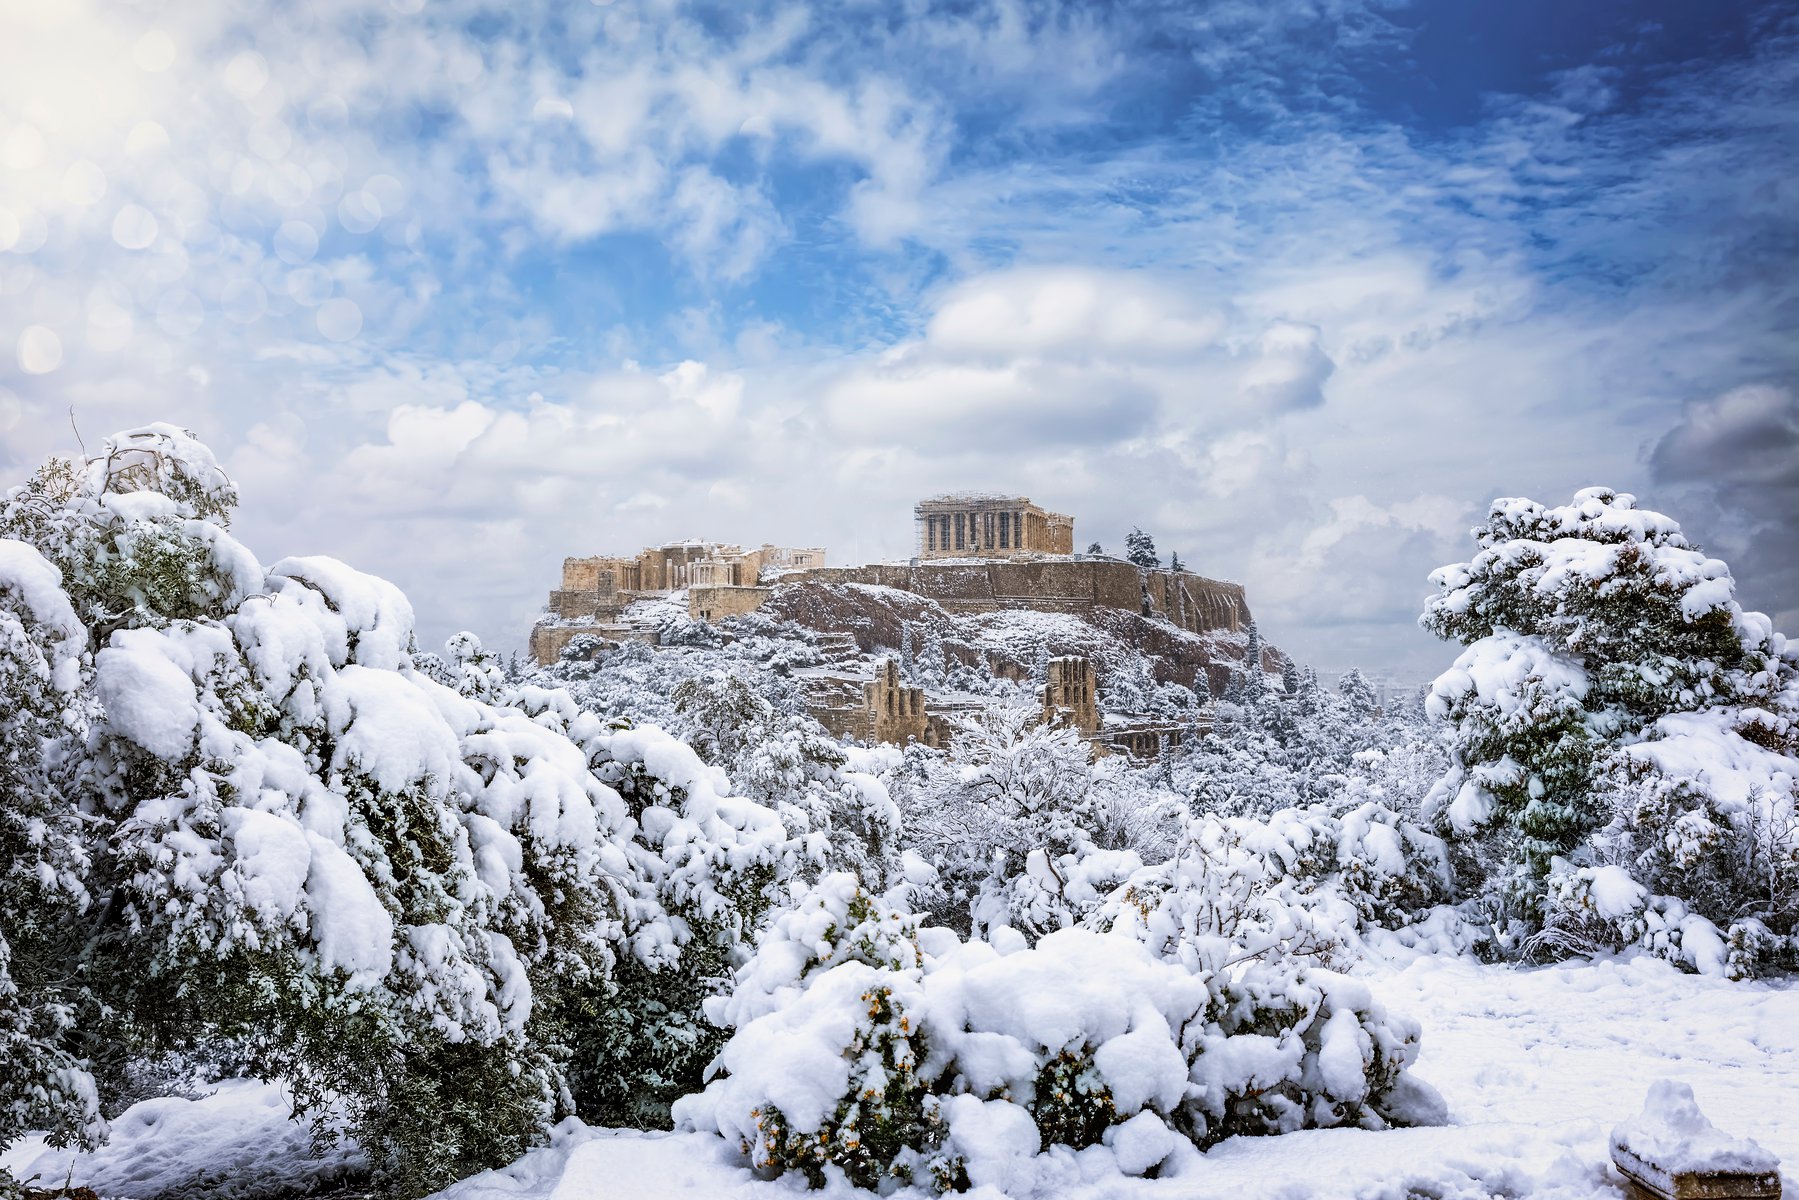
<box><xmin>1611</xmin><ymin>1080</ymin><xmax>1779</xmax><ymax>1181</ymax></box>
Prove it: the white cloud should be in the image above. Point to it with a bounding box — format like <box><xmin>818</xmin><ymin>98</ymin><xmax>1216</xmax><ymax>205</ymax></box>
<box><xmin>926</xmin><ymin>267</ymin><xmax>1222</xmax><ymax>360</ymax></box>
<box><xmin>1</xmin><ymin>0</ymin><xmax>1792</xmax><ymax>684</ymax></box>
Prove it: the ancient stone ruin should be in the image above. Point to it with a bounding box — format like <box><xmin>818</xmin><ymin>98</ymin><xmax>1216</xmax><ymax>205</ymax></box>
<box><xmin>913</xmin><ymin>492</ymin><xmax>1075</xmax><ymax>559</ymax></box>
<box><xmin>530</xmin><ymin>493</ymin><xmax>1272</xmax><ymax>757</ymax></box>
<box><xmin>532</xmin><ymin>538</ymin><xmax>823</xmax><ymax>663</ymax></box>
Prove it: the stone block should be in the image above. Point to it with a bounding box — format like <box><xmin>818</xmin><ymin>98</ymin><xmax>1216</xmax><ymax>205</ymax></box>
<box><xmin>1611</xmin><ymin>1081</ymin><xmax>1781</xmax><ymax>1200</ymax></box>
<box><xmin>1614</xmin><ymin>1147</ymin><xmax>1780</xmax><ymax>1200</ymax></box>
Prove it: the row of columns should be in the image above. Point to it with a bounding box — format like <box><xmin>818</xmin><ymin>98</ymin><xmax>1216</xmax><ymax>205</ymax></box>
<box><xmin>924</xmin><ymin>509</ymin><xmax>1026</xmax><ymax>553</ymax></box>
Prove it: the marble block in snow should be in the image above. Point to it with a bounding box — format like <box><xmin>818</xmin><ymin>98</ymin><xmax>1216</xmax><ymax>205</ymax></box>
<box><xmin>1611</xmin><ymin>1081</ymin><xmax>1780</xmax><ymax>1200</ymax></box>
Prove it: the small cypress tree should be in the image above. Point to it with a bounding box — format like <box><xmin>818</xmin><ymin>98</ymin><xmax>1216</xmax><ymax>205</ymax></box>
<box><xmin>1241</xmin><ymin>622</ymin><xmax>1266</xmax><ymax>701</ymax></box>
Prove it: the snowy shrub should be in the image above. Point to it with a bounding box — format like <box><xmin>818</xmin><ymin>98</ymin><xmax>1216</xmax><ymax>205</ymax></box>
<box><xmin>893</xmin><ymin>698</ymin><xmax>1117</xmax><ymax>939</ymax></box>
<box><xmin>513</xmin><ymin>715</ymin><xmax>798</xmax><ymax>1129</ymax></box>
<box><xmin>0</xmin><ymin>542</ymin><xmax>103</xmax><ymax>1158</ymax></box>
<box><xmin>0</xmin><ymin>427</ymin><xmax>664</xmax><ymax>1195</ymax></box>
<box><xmin>672</xmin><ymin>669</ymin><xmax>903</xmax><ymax>889</ymax></box>
<box><xmin>677</xmin><ymin>875</ymin><xmax>1442</xmax><ymax>1192</ymax></box>
<box><xmin>1097</xmin><ymin>802</ymin><xmax>1453</xmax><ymax>970</ymax></box>
<box><xmin>1536</xmin><ymin>864</ymin><xmax>1730</xmax><ymax>976</ymax></box>
<box><xmin>1421</xmin><ymin>487</ymin><xmax>1799</xmax><ymax>969</ymax></box>
<box><xmin>683</xmin><ymin>875</ymin><xmax>947</xmax><ymax>1190</ymax></box>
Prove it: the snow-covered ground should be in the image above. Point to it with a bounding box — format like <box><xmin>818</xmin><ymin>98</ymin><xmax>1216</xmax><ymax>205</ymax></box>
<box><xmin>0</xmin><ymin>1079</ymin><xmax>362</xmax><ymax>1199</ymax></box>
<box><xmin>430</xmin><ymin>952</ymin><xmax>1795</xmax><ymax>1200</ymax></box>
<box><xmin>12</xmin><ymin>952</ymin><xmax>1788</xmax><ymax>1200</ymax></box>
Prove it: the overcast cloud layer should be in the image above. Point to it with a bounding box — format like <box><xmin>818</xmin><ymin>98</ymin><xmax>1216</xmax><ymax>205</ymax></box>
<box><xmin>2</xmin><ymin>0</ymin><xmax>1796</xmax><ymax>678</ymax></box>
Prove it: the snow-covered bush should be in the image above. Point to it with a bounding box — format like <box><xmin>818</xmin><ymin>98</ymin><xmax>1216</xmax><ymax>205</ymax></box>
<box><xmin>674</xmin><ymin>670</ymin><xmax>903</xmax><ymax>889</ymax></box>
<box><xmin>677</xmin><ymin>875</ymin><xmax>1443</xmax><ymax>1193</ymax></box>
<box><xmin>490</xmin><ymin>700</ymin><xmax>798</xmax><ymax>1130</ymax></box>
<box><xmin>0</xmin><ymin>542</ymin><xmax>102</xmax><ymax>1158</ymax></box>
<box><xmin>893</xmin><ymin>698</ymin><xmax>1124</xmax><ymax>939</ymax></box>
<box><xmin>681</xmin><ymin>875</ymin><xmax>947</xmax><ymax>1189</ymax></box>
<box><xmin>1095</xmin><ymin>802</ymin><xmax>1453</xmax><ymax>972</ymax></box>
<box><xmin>1</xmin><ymin>427</ymin><xmax>755</xmax><ymax>1195</ymax></box>
<box><xmin>1421</xmin><ymin>488</ymin><xmax>1799</xmax><ymax>971</ymax></box>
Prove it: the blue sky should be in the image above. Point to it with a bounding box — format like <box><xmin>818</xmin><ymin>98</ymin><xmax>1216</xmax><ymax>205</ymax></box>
<box><xmin>1</xmin><ymin>0</ymin><xmax>1796</xmax><ymax>677</ymax></box>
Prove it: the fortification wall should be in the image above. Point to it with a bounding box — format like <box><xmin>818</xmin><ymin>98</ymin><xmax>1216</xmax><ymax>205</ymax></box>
<box><xmin>689</xmin><ymin>585</ymin><xmax>772</xmax><ymax>622</ymax></box>
<box><xmin>781</xmin><ymin>560</ymin><xmax>1247</xmax><ymax>636</ymax></box>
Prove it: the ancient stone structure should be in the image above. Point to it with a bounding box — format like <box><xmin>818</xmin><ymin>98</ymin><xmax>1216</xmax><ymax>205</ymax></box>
<box><xmin>561</xmin><ymin>539</ymin><xmax>824</xmax><ymax>600</ymax></box>
<box><xmin>533</xmin><ymin>537</ymin><xmax>824</xmax><ymax>664</ymax></box>
<box><xmin>864</xmin><ymin>658</ymin><xmax>928</xmax><ymax>746</ymax></box>
<box><xmin>689</xmin><ymin>585</ymin><xmax>772</xmax><ymax>623</ymax></box>
<box><xmin>527</xmin><ymin>492</ymin><xmax>1252</xmax><ymax>762</ymax></box>
<box><xmin>528</xmin><ymin>621</ymin><xmax>658</xmax><ymax>666</ymax></box>
<box><xmin>914</xmin><ymin>493</ymin><xmax>1074</xmax><ymax>560</ymax></box>
<box><xmin>1042</xmin><ymin>656</ymin><xmax>1099</xmax><ymax>734</ymax></box>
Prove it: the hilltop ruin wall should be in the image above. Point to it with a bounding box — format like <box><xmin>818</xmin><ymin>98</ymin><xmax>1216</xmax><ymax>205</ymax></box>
<box><xmin>778</xmin><ymin>559</ymin><xmax>1247</xmax><ymax>637</ymax></box>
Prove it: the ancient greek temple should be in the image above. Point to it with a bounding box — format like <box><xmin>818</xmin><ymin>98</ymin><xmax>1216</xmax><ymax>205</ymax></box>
<box><xmin>912</xmin><ymin>493</ymin><xmax>1075</xmax><ymax>559</ymax></box>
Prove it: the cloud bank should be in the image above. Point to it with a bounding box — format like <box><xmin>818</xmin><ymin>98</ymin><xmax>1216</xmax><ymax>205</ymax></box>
<box><xmin>2</xmin><ymin>0</ymin><xmax>1795</xmax><ymax>678</ymax></box>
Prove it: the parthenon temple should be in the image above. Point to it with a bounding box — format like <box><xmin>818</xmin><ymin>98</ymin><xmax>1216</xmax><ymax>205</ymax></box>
<box><xmin>913</xmin><ymin>493</ymin><xmax>1074</xmax><ymax>560</ymax></box>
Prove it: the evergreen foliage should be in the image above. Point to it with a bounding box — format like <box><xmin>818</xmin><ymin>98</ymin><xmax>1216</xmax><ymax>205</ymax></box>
<box><xmin>1421</xmin><ymin>487</ymin><xmax>1799</xmax><ymax>970</ymax></box>
<box><xmin>1124</xmin><ymin>528</ymin><xmax>1159</xmax><ymax>570</ymax></box>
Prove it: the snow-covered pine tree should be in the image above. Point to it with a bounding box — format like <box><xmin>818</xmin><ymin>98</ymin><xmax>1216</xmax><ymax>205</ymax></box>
<box><xmin>1281</xmin><ymin>656</ymin><xmax>1301</xmax><ymax>695</ymax></box>
<box><xmin>1124</xmin><ymin>527</ymin><xmax>1159</xmax><ymax>570</ymax></box>
<box><xmin>1241</xmin><ymin>621</ymin><xmax>1267</xmax><ymax>702</ymax></box>
<box><xmin>1339</xmin><ymin>668</ymin><xmax>1378</xmax><ymax>720</ymax></box>
<box><xmin>1421</xmin><ymin>487</ymin><xmax>1799</xmax><ymax>971</ymax></box>
<box><xmin>918</xmin><ymin>625</ymin><xmax>949</xmax><ymax>690</ymax></box>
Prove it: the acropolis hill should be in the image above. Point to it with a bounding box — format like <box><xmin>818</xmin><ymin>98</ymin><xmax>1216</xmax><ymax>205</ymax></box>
<box><xmin>530</xmin><ymin>493</ymin><xmax>1270</xmax><ymax>753</ymax></box>
<box><xmin>535</xmin><ymin>494</ymin><xmax>1247</xmax><ymax>652</ymax></box>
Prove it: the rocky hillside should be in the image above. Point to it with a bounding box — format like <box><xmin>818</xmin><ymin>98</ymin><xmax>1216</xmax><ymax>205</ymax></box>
<box><xmin>760</xmin><ymin>580</ymin><xmax>1284</xmax><ymax>699</ymax></box>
